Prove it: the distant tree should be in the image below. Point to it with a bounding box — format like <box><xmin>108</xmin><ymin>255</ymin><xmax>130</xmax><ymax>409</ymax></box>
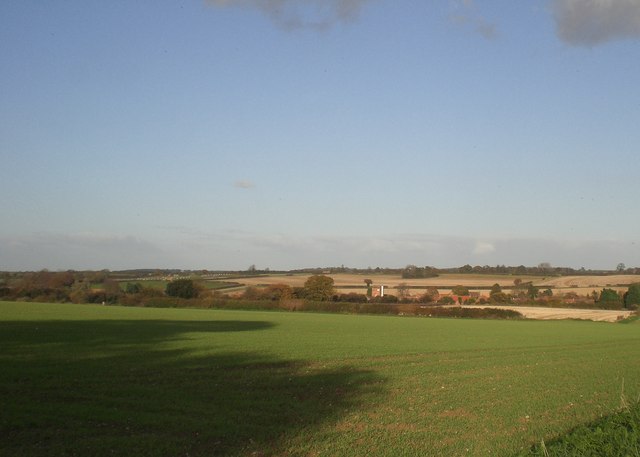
<box><xmin>47</xmin><ymin>271</ymin><xmax>75</xmax><ymax>289</ymax></box>
<box><xmin>166</xmin><ymin>279</ymin><xmax>199</xmax><ymax>299</ymax></box>
<box><xmin>364</xmin><ymin>278</ymin><xmax>373</xmax><ymax>297</ymax></box>
<box><xmin>624</xmin><ymin>284</ymin><xmax>640</xmax><ymax>309</ymax></box>
<box><xmin>263</xmin><ymin>284</ymin><xmax>292</xmax><ymax>301</ymax></box>
<box><xmin>513</xmin><ymin>278</ymin><xmax>523</xmax><ymax>287</ymax></box>
<box><xmin>451</xmin><ymin>285</ymin><xmax>470</xmax><ymax>296</ymax></box>
<box><xmin>125</xmin><ymin>282</ymin><xmax>143</xmax><ymax>294</ymax></box>
<box><xmin>242</xmin><ymin>286</ymin><xmax>262</xmax><ymax>300</ymax></box>
<box><xmin>489</xmin><ymin>292</ymin><xmax>511</xmax><ymax>304</ymax></box>
<box><xmin>420</xmin><ymin>287</ymin><xmax>439</xmax><ymax>303</ymax></box>
<box><xmin>527</xmin><ymin>283</ymin><xmax>539</xmax><ymax>299</ymax></box>
<box><xmin>396</xmin><ymin>283</ymin><xmax>410</xmax><ymax>300</ymax></box>
<box><xmin>303</xmin><ymin>275</ymin><xmax>335</xmax><ymax>301</ymax></box>
<box><xmin>617</xmin><ymin>263</ymin><xmax>626</xmax><ymax>273</ymax></box>
<box><xmin>438</xmin><ymin>296</ymin><xmax>455</xmax><ymax>305</ymax></box>
<box><xmin>490</xmin><ymin>283</ymin><xmax>502</xmax><ymax>296</ymax></box>
<box><xmin>103</xmin><ymin>279</ymin><xmax>122</xmax><ymax>303</ymax></box>
<box><xmin>541</xmin><ymin>288</ymin><xmax>553</xmax><ymax>297</ymax></box>
<box><xmin>401</xmin><ymin>265</ymin><xmax>438</xmax><ymax>279</ymax></box>
<box><xmin>69</xmin><ymin>281</ymin><xmax>91</xmax><ymax>304</ymax></box>
<box><xmin>291</xmin><ymin>286</ymin><xmax>307</xmax><ymax>299</ymax></box>
<box><xmin>338</xmin><ymin>293</ymin><xmax>368</xmax><ymax>303</ymax></box>
<box><xmin>538</xmin><ymin>262</ymin><xmax>552</xmax><ymax>273</ymax></box>
<box><xmin>598</xmin><ymin>288</ymin><xmax>622</xmax><ymax>308</ymax></box>
<box><xmin>401</xmin><ymin>265</ymin><xmax>419</xmax><ymax>279</ymax></box>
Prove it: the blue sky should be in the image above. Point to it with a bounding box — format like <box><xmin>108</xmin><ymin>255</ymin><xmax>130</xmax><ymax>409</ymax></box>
<box><xmin>1</xmin><ymin>0</ymin><xmax>639</xmax><ymax>271</ymax></box>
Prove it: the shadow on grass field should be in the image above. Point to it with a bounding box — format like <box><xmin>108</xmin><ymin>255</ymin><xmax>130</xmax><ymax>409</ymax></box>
<box><xmin>0</xmin><ymin>319</ymin><xmax>383</xmax><ymax>456</ymax></box>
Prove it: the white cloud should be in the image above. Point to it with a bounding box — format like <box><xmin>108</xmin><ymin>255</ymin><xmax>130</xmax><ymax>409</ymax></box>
<box><xmin>552</xmin><ymin>0</ymin><xmax>640</xmax><ymax>46</ymax></box>
<box><xmin>472</xmin><ymin>241</ymin><xmax>496</xmax><ymax>255</ymax></box>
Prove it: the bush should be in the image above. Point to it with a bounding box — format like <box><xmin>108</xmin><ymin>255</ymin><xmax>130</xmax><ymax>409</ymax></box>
<box><xmin>386</xmin><ymin>294</ymin><xmax>399</xmax><ymax>303</ymax></box>
<box><xmin>489</xmin><ymin>292</ymin><xmax>511</xmax><ymax>305</ymax></box>
<box><xmin>125</xmin><ymin>282</ymin><xmax>143</xmax><ymax>294</ymax></box>
<box><xmin>302</xmin><ymin>301</ymin><xmax>359</xmax><ymax>313</ymax></box>
<box><xmin>451</xmin><ymin>285</ymin><xmax>470</xmax><ymax>296</ymax></box>
<box><xmin>403</xmin><ymin>305</ymin><xmax>522</xmax><ymax>320</ymax></box>
<box><xmin>438</xmin><ymin>296</ymin><xmax>455</xmax><ymax>305</ymax></box>
<box><xmin>624</xmin><ymin>283</ymin><xmax>640</xmax><ymax>309</ymax></box>
<box><xmin>263</xmin><ymin>284</ymin><xmax>293</xmax><ymax>301</ymax></box>
<box><xmin>598</xmin><ymin>288</ymin><xmax>623</xmax><ymax>309</ymax></box>
<box><xmin>419</xmin><ymin>287</ymin><xmax>440</xmax><ymax>303</ymax></box>
<box><xmin>358</xmin><ymin>303</ymin><xmax>400</xmax><ymax>315</ymax></box>
<box><xmin>166</xmin><ymin>279</ymin><xmax>200</xmax><ymax>299</ymax></box>
<box><xmin>215</xmin><ymin>299</ymin><xmax>279</xmax><ymax>311</ymax></box>
<box><xmin>337</xmin><ymin>293</ymin><xmax>368</xmax><ymax>303</ymax></box>
<box><xmin>303</xmin><ymin>275</ymin><xmax>335</xmax><ymax>301</ymax></box>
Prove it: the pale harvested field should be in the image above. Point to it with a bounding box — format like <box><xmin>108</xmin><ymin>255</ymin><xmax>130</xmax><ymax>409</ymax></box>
<box><xmin>536</xmin><ymin>274</ymin><xmax>640</xmax><ymax>288</ymax></box>
<box><xmin>240</xmin><ymin>273</ymin><xmax>549</xmax><ymax>289</ymax></box>
<box><xmin>238</xmin><ymin>273</ymin><xmax>640</xmax><ymax>293</ymax></box>
<box><xmin>234</xmin><ymin>274</ymin><xmax>637</xmax><ymax>321</ymax></box>
<box><xmin>466</xmin><ymin>305</ymin><xmax>633</xmax><ymax>322</ymax></box>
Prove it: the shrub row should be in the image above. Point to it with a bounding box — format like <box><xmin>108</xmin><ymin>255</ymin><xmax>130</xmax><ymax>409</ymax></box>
<box><xmin>398</xmin><ymin>304</ymin><xmax>523</xmax><ymax>319</ymax></box>
<box><xmin>108</xmin><ymin>297</ymin><xmax>523</xmax><ymax>320</ymax></box>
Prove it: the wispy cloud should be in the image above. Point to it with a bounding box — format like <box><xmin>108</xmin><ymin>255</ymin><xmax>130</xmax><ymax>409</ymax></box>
<box><xmin>233</xmin><ymin>179</ymin><xmax>255</xmax><ymax>189</ymax></box>
<box><xmin>158</xmin><ymin>230</ymin><xmax>639</xmax><ymax>270</ymax></box>
<box><xmin>475</xmin><ymin>19</ymin><xmax>497</xmax><ymax>40</ymax></box>
<box><xmin>449</xmin><ymin>0</ymin><xmax>498</xmax><ymax>40</ymax></box>
<box><xmin>206</xmin><ymin>0</ymin><xmax>374</xmax><ymax>31</ymax></box>
<box><xmin>552</xmin><ymin>0</ymin><xmax>640</xmax><ymax>46</ymax></box>
<box><xmin>2</xmin><ymin>230</ymin><xmax>637</xmax><ymax>271</ymax></box>
<box><xmin>237</xmin><ymin>233</ymin><xmax>637</xmax><ymax>270</ymax></box>
<box><xmin>0</xmin><ymin>233</ymin><xmax>175</xmax><ymax>271</ymax></box>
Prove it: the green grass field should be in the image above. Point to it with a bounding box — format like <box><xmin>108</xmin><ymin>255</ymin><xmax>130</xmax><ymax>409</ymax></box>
<box><xmin>1</xmin><ymin>301</ymin><xmax>639</xmax><ymax>456</ymax></box>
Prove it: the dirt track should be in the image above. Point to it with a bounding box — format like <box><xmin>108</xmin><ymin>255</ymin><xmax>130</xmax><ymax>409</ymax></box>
<box><xmin>466</xmin><ymin>305</ymin><xmax>633</xmax><ymax>322</ymax></box>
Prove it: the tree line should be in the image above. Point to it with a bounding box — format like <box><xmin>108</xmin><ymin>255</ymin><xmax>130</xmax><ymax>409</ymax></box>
<box><xmin>1</xmin><ymin>271</ymin><xmax>639</xmax><ymax>312</ymax></box>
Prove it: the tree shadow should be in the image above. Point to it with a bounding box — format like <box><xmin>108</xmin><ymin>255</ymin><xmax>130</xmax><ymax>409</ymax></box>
<box><xmin>0</xmin><ymin>320</ymin><xmax>384</xmax><ymax>456</ymax></box>
<box><xmin>1</xmin><ymin>319</ymin><xmax>276</xmax><ymax>351</ymax></box>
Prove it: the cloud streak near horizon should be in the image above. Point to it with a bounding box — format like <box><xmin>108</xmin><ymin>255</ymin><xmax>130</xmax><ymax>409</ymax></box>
<box><xmin>552</xmin><ymin>0</ymin><xmax>640</xmax><ymax>46</ymax></box>
<box><xmin>3</xmin><ymin>230</ymin><xmax>633</xmax><ymax>271</ymax></box>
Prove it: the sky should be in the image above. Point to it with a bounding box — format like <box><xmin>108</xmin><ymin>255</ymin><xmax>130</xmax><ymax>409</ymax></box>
<box><xmin>1</xmin><ymin>0</ymin><xmax>639</xmax><ymax>271</ymax></box>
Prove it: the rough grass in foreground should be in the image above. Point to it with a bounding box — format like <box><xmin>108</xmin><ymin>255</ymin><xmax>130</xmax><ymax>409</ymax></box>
<box><xmin>520</xmin><ymin>400</ymin><xmax>640</xmax><ymax>456</ymax></box>
<box><xmin>1</xmin><ymin>301</ymin><xmax>640</xmax><ymax>456</ymax></box>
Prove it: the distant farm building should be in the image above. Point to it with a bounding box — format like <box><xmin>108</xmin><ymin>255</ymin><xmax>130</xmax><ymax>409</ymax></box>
<box><xmin>371</xmin><ymin>285</ymin><xmax>386</xmax><ymax>298</ymax></box>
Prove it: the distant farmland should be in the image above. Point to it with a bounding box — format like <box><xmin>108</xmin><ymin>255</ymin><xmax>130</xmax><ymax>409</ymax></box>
<box><xmin>235</xmin><ymin>272</ymin><xmax>640</xmax><ymax>297</ymax></box>
<box><xmin>1</xmin><ymin>301</ymin><xmax>639</xmax><ymax>456</ymax></box>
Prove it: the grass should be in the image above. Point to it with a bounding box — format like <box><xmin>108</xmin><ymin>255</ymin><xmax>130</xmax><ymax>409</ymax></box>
<box><xmin>1</xmin><ymin>301</ymin><xmax>640</xmax><ymax>456</ymax></box>
<box><xmin>520</xmin><ymin>400</ymin><xmax>640</xmax><ymax>456</ymax></box>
